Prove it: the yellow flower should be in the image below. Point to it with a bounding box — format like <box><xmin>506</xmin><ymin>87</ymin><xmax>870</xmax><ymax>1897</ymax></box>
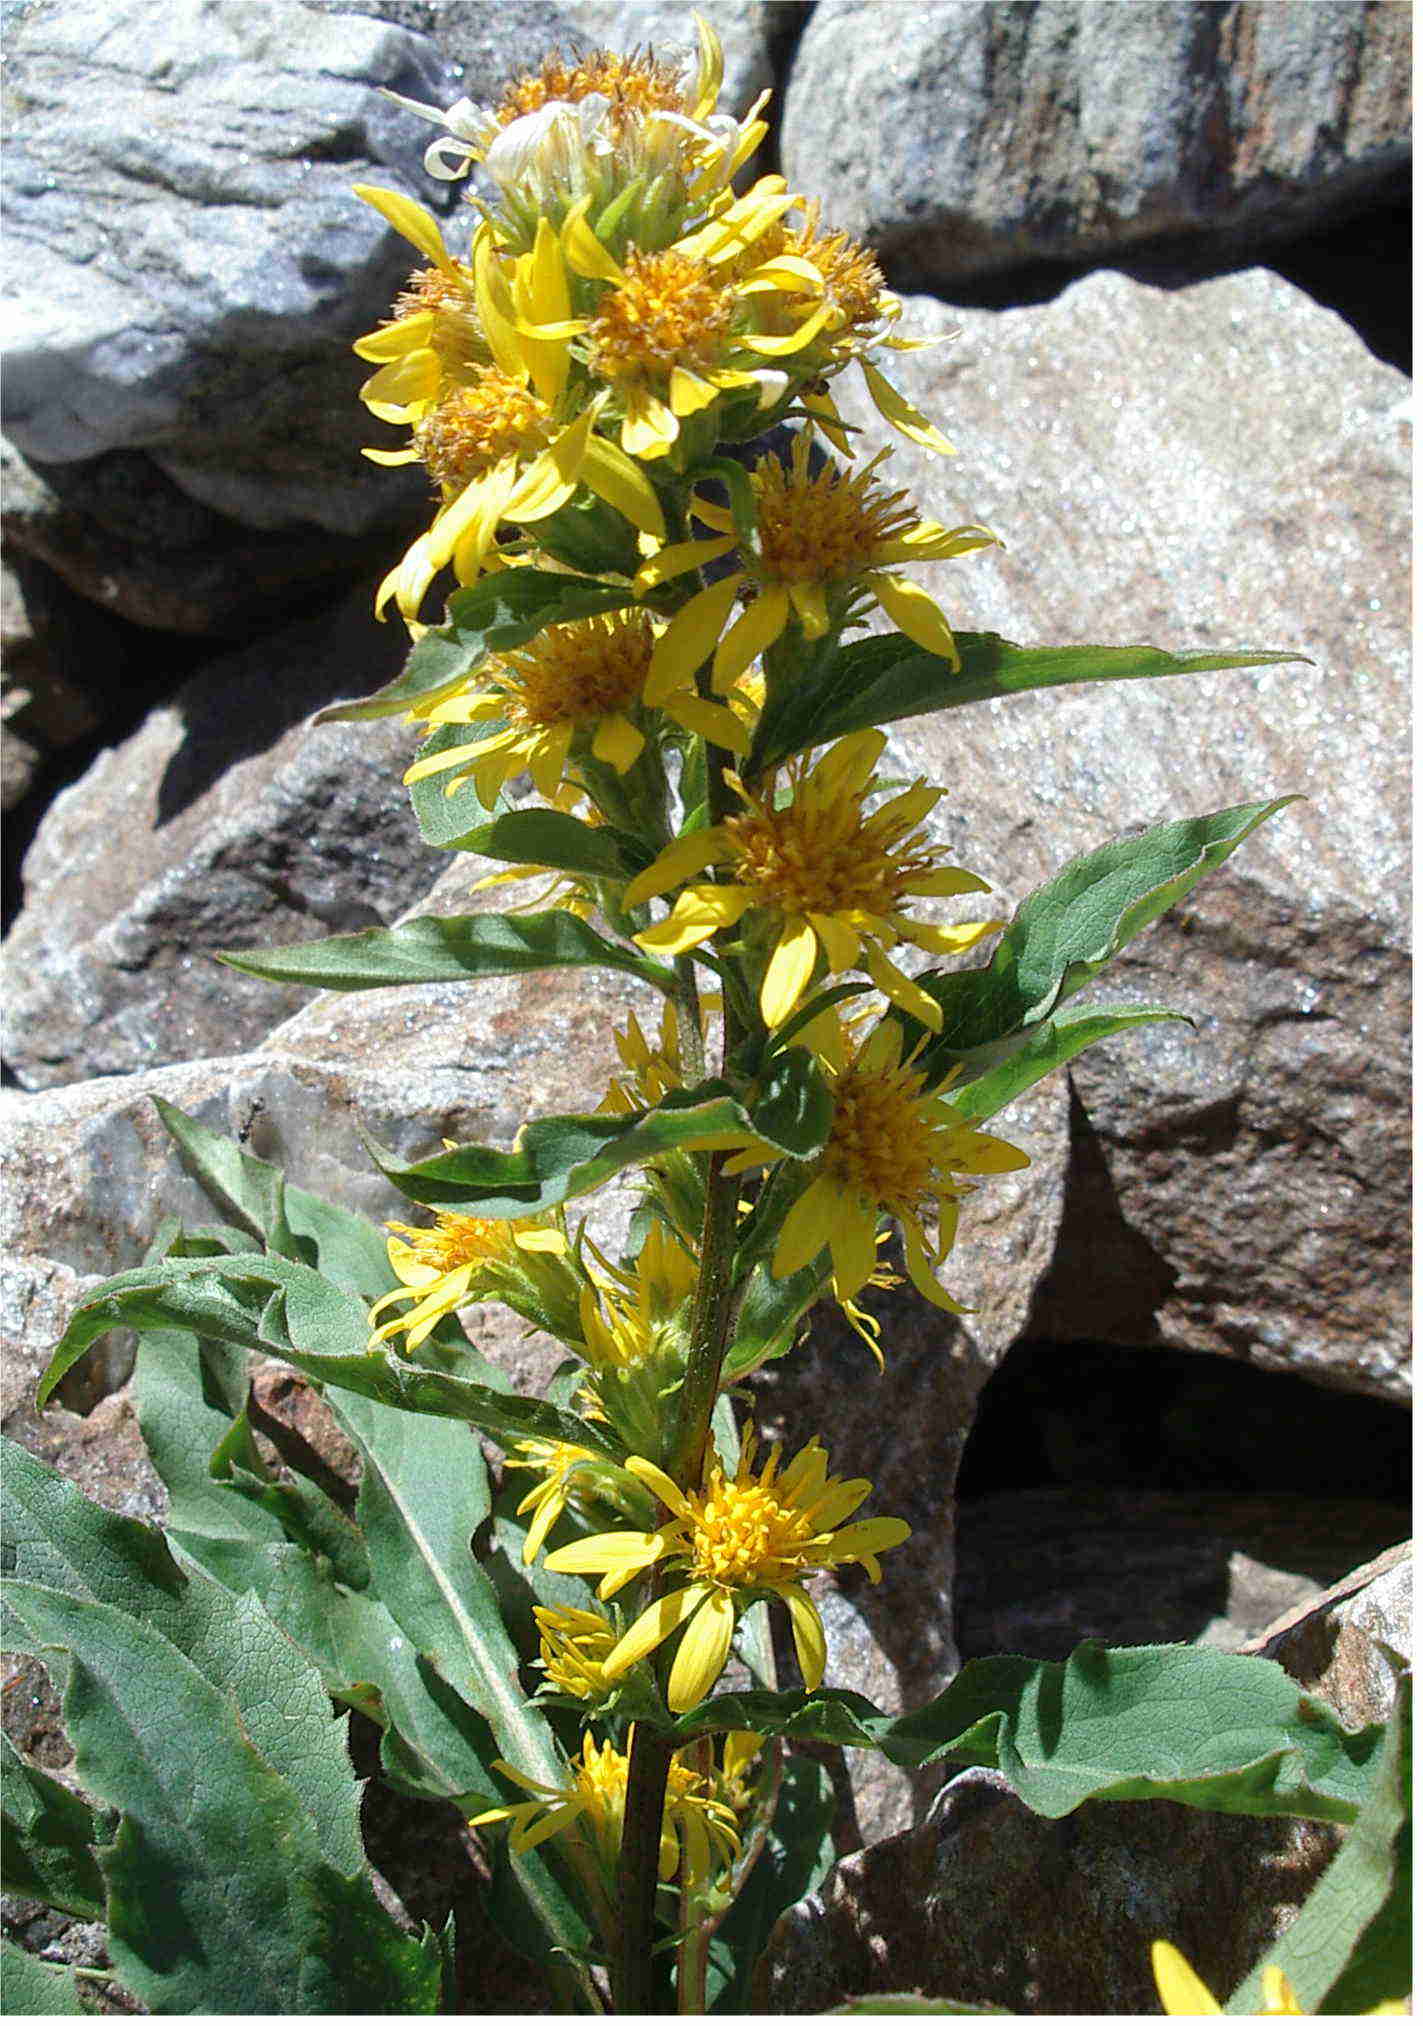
<box><xmin>544</xmin><ymin>1427</ymin><xmax>910</xmax><ymax>1712</ymax></box>
<box><xmin>559</xmin><ymin>183</ymin><xmax>837</xmax><ymax>461</ymax></box>
<box><xmin>504</xmin><ymin>1438</ymin><xmax>615</xmax><ymax>1563</ymax></box>
<box><xmin>599</xmin><ymin>1002</ymin><xmax>693</xmax><ymax>1114</ymax></box>
<box><xmin>636</xmin><ymin>430</ymin><xmax>999</xmax><ymax>687</ymax></box>
<box><xmin>470</xmin><ymin>1730</ymin><xmax>741</xmax><ymax>1891</ymax></box>
<box><xmin>366</xmin><ymin>1208</ymin><xmax>566</xmax><ymax>1351</ymax></box>
<box><xmin>743</xmin><ymin>1017</ymin><xmax>1030</xmax><ymax>1319</ymax></box>
<box><xmin>532</xmin><ymin>1603</ymin><xmax>622</xmax><ymax>1701</ymax></box>
<box><xmin>1149</xmin><ymin>1940</ymin><xmax>1407</xmax><ymax>2016</ymax></box>
<box><xmin>400</xmin><ymin>608</ymin><xmax>747</xmax><ymax>810</ymax></box>
<box><xmin>382</xmin><ymin>21</ymin><xmax>767</xmax><ymax>224</ymax></box>
<box><xmin>624</xmin><ymin>729</ymin><xmax>997</xmax><ymax>1030</ymax></box>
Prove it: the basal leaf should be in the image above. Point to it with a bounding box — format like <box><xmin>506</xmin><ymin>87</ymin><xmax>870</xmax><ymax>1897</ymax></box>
<box><xmin>0</xmin><ymin>1731</ymin><xmax>107</xmax><ymax>1920</ymax></box>
<box><xmin>316</xmin><ymin>568</ymin><xmax>636</xmax><ymax>723</ymax></box>
<box><xmin>216</xmin><ymin>910</ymin><xmax>672</xmax><ymax>992</ymax></box>
<box><xmin>948</xmin><ymin>1005</ymin><xmax>1189</xmax><ymax>1122</ymax></box>
<box><xmin>0</xmin><ymin>1939</ymin><xmax>92</xmax><ymax>2014</ymax></box>
<box><xmin>329</xmin><ymin>1392</ymin><xmax>593</xmax><ymax>1979</ymax></box>
<box><xmin>0</xmin><ymin>1443</ymin><xmax>440</xmax><ymax>2014</ymax></box>
<box><xmin>911</xmin><ymin>797</ymin><xmax>1300</xmax><ymax>1073</ymax></box>
<box><xmin>669</xmin><ymin>1643</ymin><xmax>1383</xmax><ymax>1827</ymax></box>
<box><xmin>750</xmin><ymin>630</ymin><xmax>1308</xmax><ymax>773</ymax></box>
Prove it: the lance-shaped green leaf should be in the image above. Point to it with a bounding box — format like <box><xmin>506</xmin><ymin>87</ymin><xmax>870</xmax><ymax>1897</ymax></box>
<box><xmin>1226</xmin><ymin>1669</ymin><xmax>1411</xmax><ymax>2015</ymax></box>
<box><xmin>328</xmin><ymin>1391</ymin><xmax>593</xmax><ymax>1981</ymax></box>
<box><xmin>667</xmin><ymin>1643</ymin><xmax>1383</xmax><ymax>1826</ymax></box>
<box><xmin>709</xmin><ymin>1753</ymin><xmax>837</xmax><ymax>2013</ymax></box>
<box><xmin>0</xmin><ymin>1940</ymin><xmax>92</xmax><ymax>2015</ymax></box>
<box><xmin>42</xmin><ymin>1252</ymin><xmax>618</xmax><ymax>1459</ymax></box>
<box><xmin>909</xmin><ymin>797</ymin><xmax>1300</xmax><ymax>1075</ymax></box>
<box><xmin>1</xmin><ymin>1731</ymin><xmax>107</xmax><ymax>1919</ymax></box>
<box><xmin>316</xmin><ymin>568</ymin><xmax>638</xmax><ymax>723</ymax></box>
<box><xmin>215</xmin><ymin>910</ymin><xmax>673</xmax><ymax>992</ymax></box>
<box><xmin>750</xmin><ymin>630</ymin><xmax>1308</xmax><ymax>773</ymax></box>
<box><xmin>438</xmin><ymin>804</ymin><xmax>654</xmax><ymax>878</ymax></box>
<box><xmin>948</xmin><ymin>1005</ymin><xmax>1189</xmax><ymax>1122</ymax></box>
<box><xmin>0</xmin><ymin>1442</ymin><xmax>441</xmax><ymax>2014</ymax></box>
<box><xmin>371</xmin><ymin>1070</ymin><xmax>831</xmax><ymax>1220</ymax></box>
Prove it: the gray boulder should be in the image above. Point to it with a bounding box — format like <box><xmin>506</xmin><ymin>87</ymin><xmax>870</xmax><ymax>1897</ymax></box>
<box><xmin>1</xmin><ymin>0</ymin><xmax>457</xmax><ymax>532</ymax></box>
<box><xmin>826</xmin><ymin>266</ymin><xmax>1408</xmax><ymax>1403</ymax></box>
<box><xmin>0</xmin><ymin>584</ymin><xmax>449</xmax><ymax>1088</ymax></box>
<box><xmin>781</xmin><ymin>0</ymin><xmax>1410</xmax><ymax>287</ymax></box>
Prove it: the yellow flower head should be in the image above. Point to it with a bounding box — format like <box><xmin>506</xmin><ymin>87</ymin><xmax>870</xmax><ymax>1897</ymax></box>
<box><xmin>367</xmin><ymin>1208</ymin><xmax>566</xmax><ymax>1352</ymax></box>
<box><xmin>505</xmin><ymin>1437</ymin><xmax>632</xmax><ymax>1565</ymax></box>
<box><xmin>382</xmin><ymin>19</ymin><xmax>766</xmax><ymax>230</ymax></box>
<box><xmin>544</xmin><ymin>1426</ymin><xmax>910</xmax><ymax>1712</ymax></box>
<box><xmin>532</xmin><ymin>1602</ymin><xmax>623</xmax><ymax>1702</ymax></box>
<box><xmin>747</xmin><ymin>1017</ymin><xmax>1030</xmax><ymax>1318</ymax></box>
<box><xmin>625</xmin><ymin>728</ymin><xmax>998</xmax><ymax>1030</ymax></box>
<box><xmin>600</xmin><ymin>1001</ymin><xmax>694</xmax><ymax>1114</ymax></box>
<box><xmin>470</xmin><ymin>1729</ymin><xmax>741</xmax><ymax>1891</ymax></box>
<box><xmin>637</xmin><ymin>431</ymin><xmax>999</xmax><ymax>691</ymax></box>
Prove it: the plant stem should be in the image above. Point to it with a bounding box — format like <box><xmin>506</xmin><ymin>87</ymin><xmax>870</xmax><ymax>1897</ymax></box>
<box><xmin>614</xmin><ymin>727</ymin><xmax>752</xmax><ymax>2011</ymax></box>
<box><xmin>613</xmin><ymin>1720</ymin><xmax>676</xmax><ymax>2014</ymax></box>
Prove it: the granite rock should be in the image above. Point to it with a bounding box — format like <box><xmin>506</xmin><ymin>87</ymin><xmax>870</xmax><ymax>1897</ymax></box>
<box><xmin>781</xmin><ymin>0</ymin><xmax>1411</xmax><ymax>288</ymax></box>
<box><xmin>1</xmin><ymin>584</ymin><xmax>449</xmax><ymax>1088</ymax></box>
<box><xmin>825</xmin><ymin>266</ymin><xmax>1409</xmax><ymax>1401</ymax></box>
<box><xmin>2</xmin><ymin>0</ymin><xmax>459</xmax><ymax>534</ymax></box>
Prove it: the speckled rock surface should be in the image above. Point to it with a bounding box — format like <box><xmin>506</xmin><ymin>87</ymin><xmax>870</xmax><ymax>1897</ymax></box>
<box><xmin>754</xmin><ymin>1763</ymin><xmax>1342</xmax><ymax>2015</ymax></box>
<box><xmin>829</xmin><ymin>266</ymin><xmax>1409</xmax><ymax>1401</ymax></box>
<box><xmin>1</xmin><ymin>0</ymin><xmax>456</xmax><ymax>532</ymax></box>
<box><xmin>1250</xmin><ymin>1540</ymin><xmax>1412</xmax><ymax>1729</ymax></box>
<box><xmin>0</xmin><ymin>584</ymin><xmax>450</xmax><ymax>1088</ymax></box>
<box><xmin>781</xmin><ymin>0</ymin><xmax>1411</xmax><ymax>287</ymax></box>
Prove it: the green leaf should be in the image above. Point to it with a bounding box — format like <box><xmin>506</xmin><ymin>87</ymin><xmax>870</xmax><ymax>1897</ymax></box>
<box><xmin>0</xmin><ymin>1441</ymin><xmax>441</xmax><ymax>2014</ymax></box>
<box><xmin>152</xmin><ymin>1096</ymin><xmax>391</xmax><ymax>1297</ymax></box>
<box><xmin>948</xmin><ymin>1005</ymin><xmax>1189</xmax><ymax>1122</ymax></box>
<box><xmin>316</xmin><ymin>569</ymin><xmax>637</xmax><ymax>723</ymax></box>
<box><xmin>441</xmin><ymin>804</ymin><xmax>654</xmax><ymax>878</ymax></box>
<box><xmin>669</xmin><ymin>1643</ymin><xmax>1383</xmax><ymax>1826</ymax></box>
<box><xmin>43</xmin><ymin>1252</ymin><xmax>618</xmax><ymax>1460</ymax></box>
<box><xmin>370</xmin><ymin>1074</ymin><xmax>826</xmax><ymax>1221</ymax></box>
<box><xmin>709</xmin><ymin>1753</ymin><xmax>836</xmax><ymax>2014</ymax></box>
<box><xmin>1226</xmin><ymin>1670</ymin><xmax>1411</xmax><ymax>2014</ymax></box>
<box><xmin>750</xmin><ymin>630</ymin><xmax>1308</xmax><ymax>773</ymax></box>
<box><xmin>328</xmin><ymin>1392</ymin><xmax>593</xmax><ymax>1979</ymax></box>
<box><xmin>1</xmin><ymin>1731</ymin><xmax>107</xmax><ymax>1919</ymax></box>
<box><xmin>0</xmin><ymin>1939</ymin><xmax>92</xmax><ymax>2014</ymax></box>
<box><xmin>910</xmin><ymin>797</ymin><xmax>1301</xmax><ymax>1073</ymax></box>
<box><xmin>215</xmin><ymin>910</ymin><xmax>673</xmax><ymax>992</ymax></box>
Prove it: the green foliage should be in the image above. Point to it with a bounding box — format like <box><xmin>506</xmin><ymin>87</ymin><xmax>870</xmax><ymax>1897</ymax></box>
<box><xmin>316</xmin><ymin>568</ymin><xmax>636</xmax><ymax>724</ymax></box>
<box><xmin>0</xmin><ymin>1441</ymin><xmax>443</xmax><ymax>2014</ymax></box>
<box><xmin>670</xmin><ymin>1643</ymin><xmax>1383</xmax><ymax>1826</ymax></box>
<box><xmin>402</xmin><ymin>802</ymin><xmax>654</xmax><ymax>875</ymax></box>
<box><xmin>708</xmin><ymin>1752</ymin><xmax>837</xmax><ymax>2013</ymax></box>
<box><xmin>949</xmin><ymin>1004</ymin><xmax>1188</xmax><ymax>1121</ymax></box>
<box><xmin>368</xmin><ymin>1068</ymin><xmax>833</xmax><ymax>1219</ymax></box>
<box><xmin>903</xmin><ymin>797</ymin><xmax>1300</xmax><ymax>1084</ymax></box>
<box><xmin>1226</xmin><ymin>1668</ymin><xmax>1411</xmax><ymax>2015</ymax></box>
<box><xmin>39</xmin><ymin>1248</ymin><xmax>618</xmax><ymax>1459</ymax></box>
<box><xmin>0</xmin><ymin>1939</ymin><xmax>93</xmax><ymax>2014</ymax></box>
<box><xmin>1</xmin><ymin>1731</ymin><xmax>109</xmax><ymax>1919</ymax></box>
<box><xmin>750</xmin><ymin>630</ymin><xmax>1307</xmax><ymax>774</ymax></box>
<box><xmin>216</xmin><ymin>908</ymin><xmax>675</xmax><ymax>992</ymax></box>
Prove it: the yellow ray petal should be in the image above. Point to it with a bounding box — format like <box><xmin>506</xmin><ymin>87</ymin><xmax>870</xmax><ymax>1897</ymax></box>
<box><xmin>623</xmin><ymin>831</ymin><xmax>729</xmax><ymax>907</ymax></box>
<box><xmin>772</xmin><ymin>1173</ymin><xmax>839</xmax><ymax>1277</ymax></box>
<box><xmin>353</xmin><ymin>312</ymin><xmax>434</xmax><ymax>362</ymax></box>
<box><xmin>354</xmin><ymin>183</ymin><xmax>450</xmax><ymax>267</ymax></box>
<box><xmin>777</xmin><ymin>1582</ymin><xmax>828</xmax><ymax>1692</ymax></box>
<box><xmin>634</xmin><ymin>537</ymin><xmax>738</xmax><ymax>593</ymax></box>
<box><xmin>860</xmin><ymin>356</ymin><xmax>955</xmax><ymax>455</ymax></box>
<box><xmin>604</xmin><ymin>1584</ymin><xmax>709</xmax><ymax>1678</ymax></box>
<box><xmin>580</xmin><ymin>435</ymin><xmax>667</xmax><ymax>538</ymax></box>
<box><xmin>635</xmin><ymin>884</ymin><xmax>754</xmax><ymax>955</ymax></box>
<box><xmin>760</xmin><ymin>916</ymin><xmax>819</xmax><ymax>1027</ymax></box>
<box><xmin>870</xmin><ymin>572</ymin><xmax>960</xmax><ymax>666</ymax></box>
<box><xmin>591</xmin><ymin>713</ymin><xmax>645</xmax><ymax>773</ymax></box>
<box><xmin>646</xmin><ymin>574</ymin><xmax>743</xmax><ymax>703</ymax></box>
<box><xmin>667</xmin><ymin>1590</ymin><xmax>737</xmax><ymax>1712</ymax></box>
<box><xmin>1150</xmin><ymin>1942</ymin><xmax>1222</xmax><ymax>2016</ymax></box>
<box><xmin>712</xmin><ymin>585</ymin><xmax>790</xmax><ymax>691</ymax></box>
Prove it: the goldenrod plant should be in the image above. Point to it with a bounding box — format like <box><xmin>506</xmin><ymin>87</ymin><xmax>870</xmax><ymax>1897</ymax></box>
<box><xmin>4</xmin><ymin>19</ymin><xmax>1408</xmax><ymax>2017</ymax></box>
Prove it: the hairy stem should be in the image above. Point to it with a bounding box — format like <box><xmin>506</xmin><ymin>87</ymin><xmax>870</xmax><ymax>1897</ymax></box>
<box><xmin>613</xmin><ymin>1720</ymin><xmax>676</xmax><ymax>2014</ymax></box>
